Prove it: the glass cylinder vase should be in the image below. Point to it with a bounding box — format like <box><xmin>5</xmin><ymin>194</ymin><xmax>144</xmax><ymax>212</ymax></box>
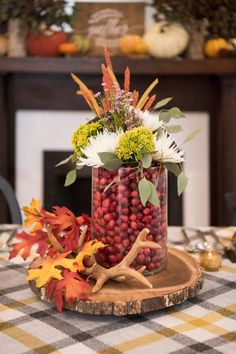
<box><xmin>91</xmin><ymin>165</ymin><xmax>168</xmax><ymax>275</ymax></box>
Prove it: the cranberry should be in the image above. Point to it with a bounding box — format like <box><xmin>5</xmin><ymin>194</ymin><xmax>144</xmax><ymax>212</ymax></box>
<box><xmin>131</xmin><ymin>221</ymin><xmax>137</xmax><ymax>230</ymax></box>
<box><xmin>137</xmin><ymin>254</ymin><xmax>146</xmax><ymax>265</ymax></box>
<box><xmin>107</xmin><ymin>220</ymin><xmax>115</xmax><ymax>230</ymax></box>
<box><xmin>129</xmin><ymin>214</ymin><xmax>137</xmax><ymax>221</ymax></box>
<box><xmin>122</xmin><ymin>238</ymin><xmax>130</xmax><ymax>247</ymax></box>
<box><xmin>121</xmin><ymin>215</ymin><xmax>129</xmax><ymax>223</ymax></box>
<box><xmin>131</xmin><ymin>191</ymin><xmax>138</xmax><ymax>198</ymax></box>
<box><xmin>104</xmin><ymin>213</ymin><xmax>112</xmax><ymax>222</ymax></box>
<box><xmin>143</xmin><ymin>208</ymin><xmax>150</xmax><ymax>215</ymax></box>
<box><xmin>131</xmin><ymin>198</ymin><xmax>139</xmax><ymax>206</ymax></box>
<box><xmin>121</xmin><ymin>223</ymin><xmax>128</xmax><ymax>231</ymax></box>
<box><xmin>122</xmin><ymin>208</ymin><xmax>129</xmax><ymax>215</ymax></box>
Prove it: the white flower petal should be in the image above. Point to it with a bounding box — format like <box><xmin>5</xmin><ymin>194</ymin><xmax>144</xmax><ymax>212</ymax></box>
<box><xmin>152</xmin><ymin>130</ymin><xmax>184</xmax><ymax>163</ymax></box>
<box><xmin>135</xmin><ymin>109</ymin><xmax>164</xmax><ymax>132</ymax></box>
<box><xmin>77</xmin><ymin>130</ymin><xmax>122</xmax><ymax>168</ymax></box>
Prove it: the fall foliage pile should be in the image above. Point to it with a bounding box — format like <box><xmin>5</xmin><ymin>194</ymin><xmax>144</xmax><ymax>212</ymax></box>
<box><xmin>9</xmin><ymin>199</ymin><xmax>105</xmax><ymax>312</ymax></box>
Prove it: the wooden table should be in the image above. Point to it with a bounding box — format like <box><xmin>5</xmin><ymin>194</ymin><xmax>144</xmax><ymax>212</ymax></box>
<box><xmin>1</xmin><ymin>226</ymin><xmax>236</xmax><ymax>353</ymax></box>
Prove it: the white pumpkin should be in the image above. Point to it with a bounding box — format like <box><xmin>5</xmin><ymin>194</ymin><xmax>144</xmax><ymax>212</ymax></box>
<box><xmin>143</xmin><ymin>21</ymin><xmax>189</xmax><ymax>58</ymax></box>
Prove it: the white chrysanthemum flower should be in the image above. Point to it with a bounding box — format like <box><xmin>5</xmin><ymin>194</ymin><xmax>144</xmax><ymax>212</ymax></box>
<box><xmin>135</xmin><ymin>109</ymin><xmax>164</xmax><ymax>132</ymax></box>
<box><xmin>77</xmin><ymin>130</ymin><xmax>122</xmax><ymax>167</ymax></box>
<box><xmin>153</xmin><ymin>130</ymin><xmax>184</xmax><ymax>163</ymax></box>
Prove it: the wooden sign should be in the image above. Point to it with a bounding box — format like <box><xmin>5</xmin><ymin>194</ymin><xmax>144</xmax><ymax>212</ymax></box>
<box><xmin>73</xmin><ymin>2</ymin><xmax>144</xmax><ymax>55</ymax></box>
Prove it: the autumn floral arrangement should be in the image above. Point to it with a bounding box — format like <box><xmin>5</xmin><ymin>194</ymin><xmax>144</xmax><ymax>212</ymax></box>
<box><xmin>63</xmin><ymin>49</ymin><xmax>196</xmax><ymax>199</ymax></box>
<box><xmin>57</xmin><ymin>50</ymin><xmax>199</xmax><ymax>274</ymax></box>
<box><xmin>9</xmin><ymin>50</ymin><xmax>200</xmax><ymax>312</ymax></box>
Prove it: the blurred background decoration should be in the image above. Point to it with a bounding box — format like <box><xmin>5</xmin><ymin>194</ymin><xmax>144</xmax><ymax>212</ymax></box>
<box><xmin>0</xmin><ymin>0</ymin><xmax>73</xmax><ymax>57</ymax></box>
<box><xmin>152</xmin><ymin>0</ymin><xmax>236</xmax><ymax>58</ymax></box>
<box><xmin>72</xmin><ymin>1</ymin><xmax>144</xmax><ymax>56</ymax></box>
<box><xmin>0</xmin><ymin>0</ymin><xmax>236</xmax><ymax>58</ymax></box>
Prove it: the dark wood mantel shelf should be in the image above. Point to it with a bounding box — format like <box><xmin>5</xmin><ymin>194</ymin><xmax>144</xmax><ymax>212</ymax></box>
<box><xmin>0</xmin><ymin>57</ymin><xmax>236</xmax><ymax>75</ymax></box>
<box><xmin>0</xmin><ymin>57</ymin><xmax>236</xmax><ymax>224</ymax></box>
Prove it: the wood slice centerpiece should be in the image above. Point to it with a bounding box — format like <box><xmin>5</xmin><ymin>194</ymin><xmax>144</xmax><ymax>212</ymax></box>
<box><xmin>29</xmin><ymin>248</ymin><xmax>203</xmax><ymax>316</ymax></box>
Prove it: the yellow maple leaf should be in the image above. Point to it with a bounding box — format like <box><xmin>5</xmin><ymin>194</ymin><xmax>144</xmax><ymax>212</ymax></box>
<box><xmin>75</xmin><ymin>240</ymin><xmax>106</xmax><ymax>272</ymax></box>
<box><xmin>26</xmin><ymin>253</ymin><xmax>77</xmax><ymax>288</ymax></box>
<box><xmin>23</xmin><ymin>198</ymin><xmax>41</xmax><ymax>228</ymax></box>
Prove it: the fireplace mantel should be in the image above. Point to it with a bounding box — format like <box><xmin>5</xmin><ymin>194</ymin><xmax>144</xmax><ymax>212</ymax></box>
<box><xmin>0</xmin><ymin>57</ymin><xmax>236</xmax><ymax>224</ymax></box>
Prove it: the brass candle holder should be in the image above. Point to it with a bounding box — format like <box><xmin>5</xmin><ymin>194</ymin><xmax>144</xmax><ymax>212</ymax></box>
<box><xmin>196</xmin><ymin>241</ymin><xmax>222</xmax><ymax>271</ymax></box>
<box><xmin>199</xmin><ymin>249</ymin><xmax>222</xmax><ymax>271</ymax></box>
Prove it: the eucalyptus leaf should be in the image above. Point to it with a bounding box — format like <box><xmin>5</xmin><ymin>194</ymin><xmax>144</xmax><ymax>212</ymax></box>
<box><xmin>138</xmin><ymin>178</ymin><xmax>152</xmax><ymax>206</ymax></box>
<box><xmin>104</xmin><ymin>159</ymin><xmax>123</xmax><ymax>171</ymax></box>
<box><xmin>169</xmin><ymin>107</ymin><xmax>185</xmax><ymax>119</ymax></box>
<box><xmin>56</xmin><ymin>154</ymin><xmax>73</xmax><ymax>167</ymax></box>
<box><xmin>98</xmin><ymin>152</ymin><xmax>123</xmax><ymax>171</ymax></box>
<box><xmin>71</xmin><ymin>153</ymin><xmax>78</xmax><ymax>163</ymax></box>
<box><xmin>76</xmin><ymin>164</ymin><xmax>84</xmax><ymax>170</ymax></box>
<box><xmin>64</xmin><ymin>169</ymin><xmax>77</xmax><ymax>187</ymax></box>
<box><xmin>98</xmin><ymin>152</ymin><xmax>116</xmax><ymax>164</ymax></box>
<box><xmin>166</xmin><ymin>124</ymin><xmax>183</xmax><ymax>134</ymax></box>
<box><xmin>148</xmin><ymin>181</ymin><xmax>160</xmax><ymax>207</ymax></box>
<box><xmin>165</xmin><ymin>163</ymin><xmax>181</xmax><ymax>177</ymax></box>
<box><xmin>153</xmin><ymin>97</ymin><xmax>172</xmax><ymax>110</ymax></box>
<box><xmin>177</xmin><ymin>171</ymin><xmax>188</xmax><ymax>196</ymax></box>
<box><xmin>159</xmin><ymin>111</ymin><xmax>172</xmax><ymax>123</ymax></box>
<box><xmin>182</xmin><ymin>128</ymin><xmax>202</xmax><ymax>145</ymax></box>
<box><xmin>142</xmin><ymin>153</ymin><xmax>152</xmax><ymax>169</ymax></box>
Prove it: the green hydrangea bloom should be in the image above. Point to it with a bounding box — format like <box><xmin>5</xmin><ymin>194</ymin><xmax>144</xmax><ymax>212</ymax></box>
<box><xmin>116</xmin><ymin>127</ymin><xmax>155</xmax><ymax>161</ymax></box>
<box><xmin>72</xmin><ymin>122</ymin><xmax>102</xmax><ymax>156</ymax></box>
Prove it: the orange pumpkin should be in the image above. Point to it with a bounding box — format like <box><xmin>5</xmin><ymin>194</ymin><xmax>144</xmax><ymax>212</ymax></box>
<box><xmin>204</xmin><ymin>38</ymin><xmax>230</xmax><ymax>57</ymax></box>
<box><xmin>120</xmin><ymin>35</ymin><xmax>148</xmax><ymax>55</ymax></box>
<box><xmin>26</xmin><ymin>30</ymin><xmax>68</xmax><ymax>57</ymax></box>
<box><xmin>59</xmin><ymin>42</ymin><xmax>79</xmax><ymax>55</ymax></box>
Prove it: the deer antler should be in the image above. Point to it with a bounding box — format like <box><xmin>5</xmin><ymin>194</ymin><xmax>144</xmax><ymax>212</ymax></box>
<box><xmin>83</xmin><ymin>228</ymin><xmax>161</xmax><ymax>293</ymax></box>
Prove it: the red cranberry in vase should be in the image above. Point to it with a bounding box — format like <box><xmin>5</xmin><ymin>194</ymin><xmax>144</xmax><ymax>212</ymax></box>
<box><xmin>92</xmin><ymin>166</ymin><xmax>167</xmax><ymax>274</ymax></box>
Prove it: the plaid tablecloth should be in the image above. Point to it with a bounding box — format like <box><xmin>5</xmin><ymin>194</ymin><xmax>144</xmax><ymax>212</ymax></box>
<box><xmin>1</xmin><ymin>228</ymin><xmax>236</xmax><ymax>354</ymax></box>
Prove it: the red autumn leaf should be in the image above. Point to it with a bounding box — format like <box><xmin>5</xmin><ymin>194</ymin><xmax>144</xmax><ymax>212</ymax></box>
<box><xmin>47</xmin><ymin>269</ymin><xmax>90</xmax><ymax>312</ymax></box>
<box><xmin>9</xmin><ymin>230</ymin><xmax>48</xmax><ymax>260</ymax></box>
<box><xmin>77</xmin><ymin>214</ymin><xmax>91</xmax><ymax>243</ymax></box>
<box><xmin>46</xmin><ymin>206</ymin><xmax>81</xmax><ymax>251</ymax></box>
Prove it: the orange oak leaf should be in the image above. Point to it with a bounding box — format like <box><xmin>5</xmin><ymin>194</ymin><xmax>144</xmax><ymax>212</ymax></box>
<box><xmin>46</xmin><ymin>206</ymin><xmax>81</xmax><ymax>252</ymax></box>
<box><xmin>48</xmin><ymin>269</ymin><xmax>90</xmax><ymax>312</ymax></box>
<box><xmin>75</xmin><ymin>240</ymin><xmax>106</xmax><ymax>272</ymax></box>
<box><xmin>26</xmin><ymin>252</ymin><xmax>77</xmax><ymax>287</ymax></box>
<box><xmin>9</xmin><ymin>230</ymin><xmax>48</xmax><ymax>260</ymax></box>
<box><xmin>23</xmin><ymin>198</ymin><xmax>42</xmax><ymax>227</ymax></box>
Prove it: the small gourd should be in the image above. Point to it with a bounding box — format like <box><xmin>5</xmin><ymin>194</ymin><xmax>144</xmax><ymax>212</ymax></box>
<box><xmin>59</xmin><ymin>42</ymin><xmax>79</xmax><ymax>55</ymax></box>
<box><xmin>120</xmin><ymin>35</ymin><xmax>148</xmax><ymax>55</ymax></box>
<box><xmin>204</xmin><ymin>38</ymin><xmax>230</xmax><ymax>57</ymax></box>
<box><xmin>143</xmin><ymin>21</ymin><xmax>189</xmax><ymax>58</ymax></box>
<box><xmin>72</xmin><ymin>35</ymin><xmax>90</xmax><ymax>55</ymax></box>
<box><xmin>0</xmin><ymin>35</ymin><xmax>8</xmax><ymax>56</ymax></box>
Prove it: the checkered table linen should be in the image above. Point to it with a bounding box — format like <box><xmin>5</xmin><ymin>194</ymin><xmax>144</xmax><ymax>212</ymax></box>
<box><xmin>1</xmin><ymin>231</ymin><xmax>236</xmax><ymax>354</ymax></box>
